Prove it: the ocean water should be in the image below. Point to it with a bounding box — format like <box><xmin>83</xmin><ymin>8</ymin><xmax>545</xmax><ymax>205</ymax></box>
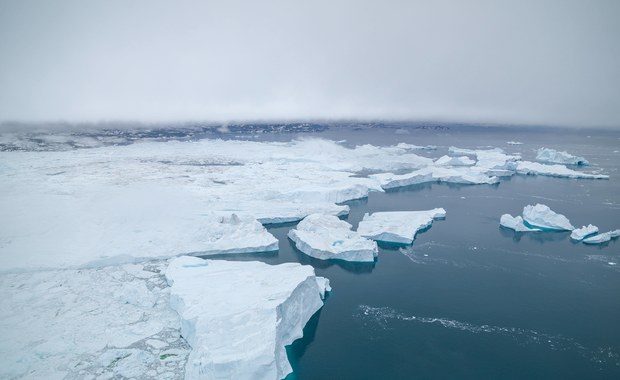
<box><xmin>213</xmin><ymin>125</ymin><xmax>620</xmax><ymax>379</ymax></box>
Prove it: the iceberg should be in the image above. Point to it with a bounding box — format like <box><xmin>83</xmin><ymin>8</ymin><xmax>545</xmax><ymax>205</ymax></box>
<box><xmin>357</xmin><ymin>208</ymin><xmax>446</xmax><ymax>244</ymax></box>
<box><xmin>165</xmin><ymin>256</ymin><xmax>330</xmax><ymax>380</ymax></box>
<box><xmin>570</xmin><ymin>225</ymin><xmax>599</xmax><ymax>241</ymax></box>
<box><xmin>500</xmin><ymin>214</ymin><xmax>541</xmax><ymax>232</ymax></box>
<box><xmin>434</xmin><ymin>155</ymin><xmax>476</xmax><ymax>166</ymax></box>
<box><xmin>371</xmin><ymin>166</ymin><xmax>498</xmax><ymax>189</ymax></box>
<box><xmin>536</xmin><ymin>148</ymin><xmax>589</xmax><ymax>166</ymax></box>
<box><xmin>582</xmin><ymin>230</ymin><xmax>620</xmax><ymax>245</ymax></box>
<box><xmin>516</xmin><ymin>161</ymin><xmax>608</xmax><ymax>179</ymax></box>
<box><xmin>522</xmin><ymin>204</ymin><xmax>575</xmax><ymax>231</ymax></box>
<box><xmin>288</xmin><ymin>214</ymin><xmax>378</xmax><ymax>262</ymax></box>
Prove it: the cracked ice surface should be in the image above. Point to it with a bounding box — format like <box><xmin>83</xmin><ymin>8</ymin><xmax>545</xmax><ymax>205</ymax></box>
<box><xmin>0</xmin><ymin>261</ymin><xmax>190</xmax><ymax>380</ymax></box>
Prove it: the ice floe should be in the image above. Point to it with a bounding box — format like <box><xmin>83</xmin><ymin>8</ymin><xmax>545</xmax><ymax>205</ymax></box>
<box><xmin>371</xmin><ymin>166</ymin><xmax>498</xmax><ymax>189</ymax></box>
<box><xmin>582</xmin><ymin>230</ymin><xmax>620</xmax><ymax>245</ymax></box>
<box><xmin>570</xmin><ymin>225</ymin><xmax>599</xmax><ymax>241</ymax></box>
<box><xmin>516</xmin><ymin>161</ymin><xmax>607</xmax><ymax>179</ymax></box>
<box><xmin>522</xmin><ymin>204</ymin><xmax>575</xmax><ymax>231</ymax></box>
<box><xmin>357</xmin><ymin>208</ymin><xmax>446</xmax><ymax>244</ymax></box>
<box><xmin>434</xmin><ymin>155</ymin><xmax>476</xmax><ymax>166</ymax></box>
<box><xmin>536</xmin><ymin>147</ymin><xmax>589</xmax><ymax>166</ymax></box>
<box><xmin>165</xmin><ymin>256</ymin><xmax>330</xmax><ymax>380</ymax></box>
<box><xmin>500</xmin><ymin>214</ymin><xmax>541</xmax><ymax>232</ymax></box>
<box><xmin>288</xmin><ymin>214</ymin><xmax>378</xmax><ymax>262</ymax></box>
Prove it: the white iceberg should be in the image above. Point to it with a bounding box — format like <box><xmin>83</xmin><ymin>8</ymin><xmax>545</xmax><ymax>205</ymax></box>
<box><xmin>371</xmin><ymin>166</ymin><xmax>498</xmax><ymax>189</ymax></box>
<box><xmin>165</xmin><ymin>256</ymin><xmax>330</xmax><ymax>380</ymax></box>
<box><xmin>516</xmin><ymin>161</ymin><xmax>608</xmax><ymax>179</ymax></box>
<box><xmin>570</xmin><ymin>224</ymin><xmax>599</xmax><ymax>241</ymax></box>
<box><xmin>506</xmin><ymin>141</ymin><xmax>523</xmax><ymax>145</ymax></box>
<box><xmin>582</xmin><ymin>230</ymin><xmax>620</xmax><ymax>245</ymax></box>
<box><xmin>522</xmin><ymin>204</ymin><xmax>575</xmax><ymax>231</ymax></box>
<box><xmin>434</xmin><ymin>155</ymin><xmax>476</xmax><ymax>166</ymax></box>
<box><xmin>536</xmin><ymin>147</ymin><xmax>589</xmax><ymax>166</ymax></box>
<box><xmin>500</xmin><ymin>214</ymin><xmax>541</xmax><ymax>232</ymax></box>
<box><xmin>357</xmin><ymin>208</ymin><xmax>446</xmax><ymax>244</ymax></box>
<box><xmin>288</xmin><ymin>214</ymin><xmax>378</xmax><ymax>262</ymax></box>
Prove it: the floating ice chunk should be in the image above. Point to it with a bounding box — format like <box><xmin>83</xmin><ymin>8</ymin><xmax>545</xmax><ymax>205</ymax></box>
<box><xmin>582</xmin><ymin>230</ymin><xmax>620</xmax><ymax>245</ymax></box>
<box><xmin>500</xmin><ymin>214</ymin><xmax>541</xmax><ymax>232</ymax></box>
<box><xmin>536</xmin><ymin>148</ymin><xmax>589</xmax><ymax>166</ymax></box>
<box><xmin>522</xmin><ymin>204</ymin><xmax>575</xmax><ymax>231</ymax></box>
<box><xmin>434</xmin><ymin>155</ymin><xmax>476</xmax><ymax>166</ymax></box>
<box><xmin>371</xmin><ymin>166</ymin><xmax>498</xmax><ymax>189</ymax></box>
<box><xmin>516</xmin><ymin>161</ymin><xmax>608</xmax><ymax>179</ymax></box>
<box><xmin>570</xmin><ymin>225</ymin><xmax>599</xmax><ymax>241</ymax></box>
<box><xmin>357</xmin><ymin>208</ymin><xmax>446</xmax><ymax>244</ymax></box>
<box><xmin>507</xmin><ymin>141</ymin><xmax>523</xmax><ymax>145</ymax></box>
<box><xmin>287</xmin><ymin>214</ymin><xmax>378</xmax><ymax>262</ymax></box>
<box><xmin>165</xmin><ymin>256</ymin><xmax>330</xmax><ymax>380</ymax></box>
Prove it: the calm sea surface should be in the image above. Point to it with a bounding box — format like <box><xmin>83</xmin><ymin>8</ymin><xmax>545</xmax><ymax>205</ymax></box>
<box><xmin>217</xmin><ymin>125</ymin><xmax>620</xmax><ymax>379</ymax></box>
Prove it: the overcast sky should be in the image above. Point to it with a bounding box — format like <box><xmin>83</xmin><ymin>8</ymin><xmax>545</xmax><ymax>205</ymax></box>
<box><xmin>1</xmin><ymin>0</ymin><xmax>619</xmax><ymax>127</ymax></box>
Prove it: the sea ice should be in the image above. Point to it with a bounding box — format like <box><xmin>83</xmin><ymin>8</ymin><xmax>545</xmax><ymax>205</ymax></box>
<box><xmin>522</xmin><ymin>204</ymin><xmax>575</xmax><ymax>231</ymax></box>
<box><xmin>288</xmin><ymin>214</ymin><xmax>378</xmax><ymax>262</ymax></box>
<box><xmin>357</xmin><ymin>208</ymin><xmax>447</xmax><ymax>244</ymax></box>
<box><xmin>500</xmin><ymin>214</ymin><xmax>541</xmax><ymax>232</ymax></box>
<box><xmin>570</xmin><ymin>225</ymin><xmax>599</xmax><ymax>241</ymax></box>
<box><xmin>516</xmin><ymin>161</ymin><xmax>608</xmax><ymax>179</ymax></box>
<box><xmin>536</xmin><ymin>147</ymin><xmax>589</xmax><ymax>166</ymax></box>
<box><xmin>582</xmin><ymin>230</ymin><xmax>620</xmax><ymax>245</ymax></box>
<box><xmin>434</xmin><ymin>155</ymin><xmax>476</xmax><ymax>166</ymax></box>
<box><xmin>165</xmin><ymin>256</ymin><xmax>330</xmax><ymax>380</ymax></box>
<box><xmin>371</xmin><ymin>166</ymin><xmax>498</xmax><ymax>189</ymax></box>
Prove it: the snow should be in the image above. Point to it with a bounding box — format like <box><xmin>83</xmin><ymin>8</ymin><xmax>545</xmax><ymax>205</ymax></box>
<box><xmin>536</xmin><ymin>147</ymin><xmax>589</xmax><ymax>166</ymax></box>
<box><xmin>582</xmin><ymin>230</ymin><xmax>620</xmax><ymax>245</ymax></box>
<box><xmin>516</xmin><ymin>161</ymin><xmax>608</xmax><ymax>179</ymax></box>
<box><xmin>165</xmin><ymin>256</ymin><xmax>330</xmax><ymax>380</ymax></box>
<box><xmin>357</xmin><ymin>208</ymin><xmax>447</xmax><ymax>244</ymax></box>
<box><xmin>288</xmin><ymin>214</ymin><xmax>378</xmax><ymax>262</ymax></box>
<box><xmin>522</xmin><ymin>204</ymin><xmax>575</xmax><ymax>231</ymax></box>
<box><xmin>434</xmin><ymin>155</ymin><xmax>476</xmax><ymax>166</ymax></box>
<box><xmin>500</xmin><ymin>214</ymin><xmax>541</xmax><ymax>232</ymax></box>
<box><xmin>570</xmin><ymin>225</ymin><xmax>599</xmax><ymax>241</ymax></box>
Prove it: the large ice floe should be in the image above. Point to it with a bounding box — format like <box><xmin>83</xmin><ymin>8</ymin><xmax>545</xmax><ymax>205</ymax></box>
<box><xmin>288</xmin><ymin>214</ymin><xmax>378</xmax><ymax>262</ymax></box>
<box><xmin>536</xmin><ymin>147</ymin><xmax>589</xmax><ymax>166</ymax></box>
<box><xmin>165</xmin><ymin>256</ymin><xmax>330</xmax><ymax>380</ymax></box>
<box><xmin>357</xmin><ymin>208</ymin><xmax>446</xmax><ymax>244</ymax></box>
<box><xmin>522</xmin><ymin>204</ymin><xmax>575</xmax><ymax>231</ymax></box>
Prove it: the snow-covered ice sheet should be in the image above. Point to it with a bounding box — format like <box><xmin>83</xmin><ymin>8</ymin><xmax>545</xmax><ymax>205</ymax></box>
<box><xmin>522</xmin><ymin>204</ymin><xmax>575</xmax><ymax>231</ymax></box>
<box><xmin>570</xmin><ymin>225</ymin><xmax>599</xmax><ymax>241</ymax></box>
<box><xmin>357</xmin><ymin>208</ymin><xmax>446</xmax><ymax>244</ymax></box>
<box><xmin>500</xmin><ymin>214</ymin><xmax>541</xmax><ymax>232</ymax></box>
<box><xmin>0</xmin><ymin>261</ymin><xmax>188</xmax><ymax>379</ymax></box>
<box><xmin>288</xmin><ymin>214</ymin><xmax>378</xmax><ymax>262</ymax></box>
<box><xmin>536</xmin><ymin>147</ymin><xmax>589</xmax><ymax>166</ymax></box>
<box><xmin>582</xmin><ymin>230</ymin><xmax>620</xmax><ymax>245</ymax></box>
<box><xmin>165</xmin><ymin>256</ymin><xmax>330</xmax><ymax>380</ymax></box>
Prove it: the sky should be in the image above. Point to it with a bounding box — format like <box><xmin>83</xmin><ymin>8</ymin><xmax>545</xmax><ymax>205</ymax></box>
<box><xmin>0</xmin><ymin>0</ymin><xmax>619</xmax><ymax>128</ymax></box>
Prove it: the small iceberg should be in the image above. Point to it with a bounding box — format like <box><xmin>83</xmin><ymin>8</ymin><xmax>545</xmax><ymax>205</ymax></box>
<box><xmin>434</xmin><ymin>155</ymin><xmax>476</xmax><ymax>167</ymax></box>
<box><xmin>166</xmin><ymin>256</ymin><xmax>330</xmax><ymax>380</ymax></box>
<box><xmin>357</xmin><ymin>208</ymin><xmax>446</xmax><ymax>244</ymax></box>
<box><xmin>570</xmin><ymin>224</ymin><xmax>599</xmax><ymax>241</ymax></box>
<box><xmin>288</xmin><ymin>214</ymin><xmax>378</xmax><ymax>262</ymax></box>
<box><xmin>582</xmin><ymin>230</ymin><xmax>620</xmax><ymax>245</ymax></box>
<box><xmin>516</xmin><ymin>161</ymin><xmax>607</xmax><ymax>179</ymax></box>
<box><xmin>500</xmin><ymin>214</ymin><xmax>541</xmax><ymax>232</ymax></box>
<box><xmin>522</xmin><ymin>204</ymin><xmax>575</xmax><ymax>231</ymax></box>
<box><xmin>536</xmin><ymin>147</ymin><xmax>589</xmax><ymax>166</ymax></box>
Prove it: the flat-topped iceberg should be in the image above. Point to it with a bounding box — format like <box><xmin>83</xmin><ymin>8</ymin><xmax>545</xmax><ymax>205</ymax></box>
<box><xmin>582</xmin><ymin>230</ymin><xmax>620</xmax><ymax>245</ymax></box>
<box><xmin>371</xmin><ymin>166</ymin><xmax>498</xmax><ymax>189</ymax></box>
<box><xmin>357</xmin><ymin>208</ymin><xmax>446</xmax><ymax>244</ymax></box>
<box><xmin>288</xmin><ymin>214</ymin><xmax>378</xmax><ymax>262</ymax></box>
<box><xmin>570</xmin><ymin>225</ymin><xmax>599</xmax><ymax>241</ymax></box>
<box><xmin>536</xmin><ymin>148</ymin><xmax>589</xmax><ymax>166</ymax></box>
<box><xmin>434</xmin><ymin>155</ymin><xmax>476</xmax><ymax>166</ymax></box>
<box><xmin>516</xmin><ymin>161</ymin><xmax>608</xmax><ymax>179</ymax></box>
<box><xmin>165</xmin><ymin>256</ymin><xmax>330</xmax><ymax>380</ymax></box>
<box><xmin>522</xmin><ymin>204</ymin><xmax>575</xmax><ymax>231</ymax></box>
<box><xmin>500</xmin><ymin>214</ymin><xmax>541</xmax><ymax>232</ymax></box>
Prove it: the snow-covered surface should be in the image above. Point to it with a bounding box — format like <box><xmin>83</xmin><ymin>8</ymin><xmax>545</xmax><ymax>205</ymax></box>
<box><xmin>357</xmin><ymin>208</ymin><xmax>446</xmax><ymax>244</ymax></box>
<box><xmin>434</xmin><ymin>155</ymin><xmax>475</xmax><ymax>166</ymax></box>
<box><xmin>500</xmin><ymin>214</ymin><xmax>541</xmax><ymax>232</ymax></box>
<box><xmin>522</xmin><ymin>204</ymin><xmax>575</xmax><ymax>231</ymax></box>
<box><xmin>165</xmin><ymin>256</ymin><xmax>330</xmax><ymax>380</ymax></box>
<box><xmin>570</xmin><ymin>225</ymin><xmax>599</xmax><ymax>241</ymax></box>
<box><xmin>582</xmin><ymin>230</ymin><xmax>620</xmax><ymax>245</ymax></box>
<box><xmin>536</xmin><ymin>147</ymin><xmax>589</xmax><ymax>166</ymax></box>
<box><xmin>0</xmin><ymin>261</ymin><xmax>189</xmax><ymax>379</ymax></box>
<box><xmin>288</xmin><ymin>214</ymin><xmax>378</xmax><ymax>262</ymax></box>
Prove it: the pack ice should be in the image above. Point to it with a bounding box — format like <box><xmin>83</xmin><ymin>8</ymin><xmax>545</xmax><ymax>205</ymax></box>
<box><xmin>536</xmin><ymin>147</ymin><xmax>589</xmax><ymax>166</ymax></box>
<box><xmin>522</xmin><ymin>204</ymin><xmax>575</xmax><ymax>231</ymax></box>
<box><xmin>288</xmin><ymin>214</ymin><xmax>378</xmax><ymax>262</ymax></box>
<box><xmin>165</xmin><ymin>256</ymin><xmax>330</xmax><ymax>380</ymax></box>
<box><xmin>357</xmin><ymin>208</ymin><xmax>446</xmax><ymax>244</ymax></box>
